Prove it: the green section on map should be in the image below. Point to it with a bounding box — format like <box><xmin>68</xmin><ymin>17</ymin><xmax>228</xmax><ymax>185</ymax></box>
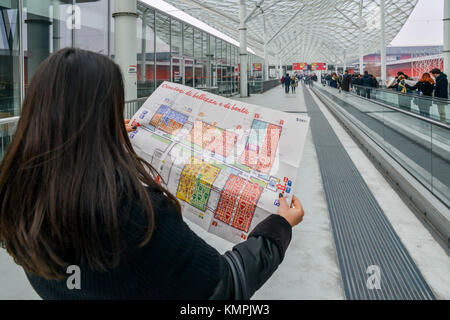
<box><xmin>250</xmin><ymin>177</ymin><xmax>268</xmax><ymax>188</ymax></box>
<box><xmin>151</xmin><ymin>134</ymin><xmax>171</xmax><ymax>145</ymax></box>
<box><xmin>233</xmin><ymin>162</ymin><xmax>251</xmax><ymax>172</ymax></box>
<box><xmin>190</xmin><ymin>180</ymin><xmax>211</xmax><ymax>212</ymax></box>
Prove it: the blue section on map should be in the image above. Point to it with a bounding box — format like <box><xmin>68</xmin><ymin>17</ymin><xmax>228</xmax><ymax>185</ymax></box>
<box><xmin>157</xmin><ymin>105</ymin><xmax>170</xmax><ymax>115</ymax></box>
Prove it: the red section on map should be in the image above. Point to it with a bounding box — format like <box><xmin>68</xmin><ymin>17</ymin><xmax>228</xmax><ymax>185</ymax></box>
<box><xmin>232</xmin><ymin>181</ymin><xmax>263</xmax><ymax>232</ymax></box>
<box><xmin>214</xmin><ymin>175</ymin><xmax>246</xmax><ymax>224</ymax></box>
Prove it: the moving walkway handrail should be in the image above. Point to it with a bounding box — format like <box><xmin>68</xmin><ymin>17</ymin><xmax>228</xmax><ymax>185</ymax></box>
<box><xmin>336</xmin><ymin>86</ymin><xmax>450</xmax><ymax>129</ymax></box>
<box><xmin>352</xmin><ymin>83</ymin><xmax>450</xmax><ymax>103</ymax></box>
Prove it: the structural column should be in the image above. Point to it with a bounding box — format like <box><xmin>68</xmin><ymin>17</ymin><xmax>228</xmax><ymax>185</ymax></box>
<box><xmin>380</xmin><ymin>0</ymin><xmax>387</xmax><ymax>84</ymax></box>
<box><xmin>343</xmin><ymin>49</ymin><xmax>347</xmax><ymax>72</ymax></box>
<box><xmin>140</xmin><ymin>9</ymin><xmax>147</xmax><ymax>85</ymax></box>
<box><xmin>276</xmin><ymin>53</ymin><xmax>281</xmax><ymax>78</ymax></box>
<box><xmin>52</xmin><ymin>0</ymin><xmax>61</xmax><ymax>51</ymax></box>
<box><xmin>206</xmin><ymin>35</ymin><xmax>213</xmax><ymax>87</ymax></box>
<box><xmin>25</xmin><ymin>0</ymin><xmax>51</xmax><ymax>82</ymax></box>
<box><xmin>113</xmin><ymin>0</ymin><xmax>138</xmax><ymax>101</ymax></box>
<box><xmin>444</xmin><ymin>0</ymin><xmax>450</xmax><ymax>91</ymax></box>
<box><xmin>263</xmin><ymin>12</ymin><xmax>269</xmax><ymax>81</ymax></box>
<box><xmin>359</xmin><ymin>0</ymin><xmax>364</xmax><ymax>74</ymax></box>
<box><xmin>239</xmin><ymin>0</ymin><xmax>248</xmax><ymax>97</ymax></box>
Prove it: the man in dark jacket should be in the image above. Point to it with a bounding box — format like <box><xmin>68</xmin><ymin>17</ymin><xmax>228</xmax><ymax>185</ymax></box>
<box><xmin>342</xmin><ymin>70</ymin><xmax>352</xmax><ymax>92</ymax></box>
<box><xmin>361</xmin><ymin>71</ymin><xmax>373</xmax><ymax>98</ymax></box>
<box><xmin>353</xmin><ymin>74</ymin><xmax>362</xmax><ymax>95</ymax></box>
<box><xmin>431</xmin><ymin>68</ymin><xmax>448</xmax><ymax>122</ymax></box>
<box><xmin>284</xmin><ymin>73</ymin><xmax>291</xmax><ymax>93</ymax></box>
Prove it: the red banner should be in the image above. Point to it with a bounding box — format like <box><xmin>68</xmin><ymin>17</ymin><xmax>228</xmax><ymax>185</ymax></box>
<box><xmin>293</xmin><ymin>63</ymin><xmax>307</xmax><ymax>71</ymax></box>
<box><xmin>253</xmin><ymin>63</ymin><xmax>262</xmax><ymax>71</ymax></box>
<box><xmin>311</xmin><ymin>63</ymin><xmax>327</xmax><ymax>71</ymax></box>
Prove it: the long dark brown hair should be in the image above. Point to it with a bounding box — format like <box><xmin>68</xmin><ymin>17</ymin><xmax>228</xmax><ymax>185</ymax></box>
<box><xmin>0</xmin><ymin>48</ymin><xmax>181</xmax><ymax>280</ymax></box>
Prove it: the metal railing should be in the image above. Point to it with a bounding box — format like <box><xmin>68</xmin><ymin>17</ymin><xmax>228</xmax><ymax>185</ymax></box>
<box><xmin>0</xmin><ymin>117</ymin><xmax>19</xmax><ymax>160</ymax></box>
<box><xmin>0</xmin><ymin>98</ymin><xmax>150</xmax><ymax>162</ymax></box>
<box><xmin>350</xmin><ymin>84</ymin><xmax>450</xmax><ymax>124</ymax></box>
<box><xmin>317</xmin><ymin>84</ymin><xmax>450</xmax><ymax>207</ymax></box>
<box><xmin>248</xmin><ymin>79</ymin><xmax>280</xmax><ymax>94</ymax></box>
<box><xmin>124</xmin><ymin>97</ymin><xmax>148</xmax><ymax>120</ymax></box>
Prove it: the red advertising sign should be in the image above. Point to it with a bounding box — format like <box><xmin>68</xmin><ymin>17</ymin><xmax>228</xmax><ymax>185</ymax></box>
<box><xmin>253</xmin><ymin>63</ymin><xmax>262</xmax><ymax>71</ymax></box>
<box><xmin>311</xmin><ymin>63</ymin><xmax>327</xmax><ymax>71</ymax></box>
<box><xmin>293</xmin><ymin>63</ymin><xmax>308</xmax><ymax>71</ymax></box>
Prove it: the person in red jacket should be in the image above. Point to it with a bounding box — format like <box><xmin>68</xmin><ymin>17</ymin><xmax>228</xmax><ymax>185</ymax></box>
<box><xmin>408</xmin><ymin>73</ymin><xmax>435</xmax><ymax>117</ymax></box>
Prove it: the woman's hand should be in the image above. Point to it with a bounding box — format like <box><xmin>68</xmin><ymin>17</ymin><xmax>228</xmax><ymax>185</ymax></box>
<box><xmin>277</xmin><ymin>194</ymin><xmax>304</xmax><ymax>227</ymax></box>
<box><xmin>124</xmin><ymin>119</ymin><xmax>137</xmax><ymax>133</ymax></box>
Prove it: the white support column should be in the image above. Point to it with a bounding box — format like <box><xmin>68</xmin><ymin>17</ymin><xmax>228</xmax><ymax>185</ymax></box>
<box><xmin>359</xmin><ymin>0</ymin><xmax>364</xmax><ymax>74</ymax></box>
<box><xmin>206</xmin><ymin>35</ymin><xmax>213</xmax><ymax>87</ymax></box>
<box><xmin>263</xmin><ymin>12</ymin><xmax>269</xmax><ymax>81</ymax></box>
<box><xmin>113</xmin><ymin>0</ymin><xmax>138</xmax><ymax>101</ymax></box>
<box><xmin>343</xmin><ymin>49</ymin><xmax>347</xmax><ymax>72</ymax></box>
<box><xmin>52</xmin><ymin>0</ymin><xmax>60</xmax><ymax>52</ymax></box>
<box><xmin>276</xmin><ymin>53</ymin><xmax>281</xmax><ymax>78</ymax></box>
<box><xmin>26</xmin><ymin>0</ymin><xmax>51</xmax><ymax>81</ymax></box>
<box><xmin>140</xmin><ymin>10</ymin><xmax>147</xmax><ymax>85</ymax></box>
<box><xmin>444</xmin><ymin>0</ymin><xmax>450</xmax><ymax>91</ymax></box>
<box><xmin>380</xmin><ymin>0</ymin><xmax>387</xmax><ymax>83</ymax></box>
<box><xmin>239</xmin><ymin>0</ymin><xmax>248</xmax><ymax>97</ymax></box>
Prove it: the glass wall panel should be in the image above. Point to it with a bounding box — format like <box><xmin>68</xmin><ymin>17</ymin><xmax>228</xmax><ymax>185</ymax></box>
<box><xmin>137</xmin><ymin>6</ymin><xmax>155</xmax><ymax>97</ymax></box>
<box><xmin>155</xmin><ymin>12</ymin><xmax>170</xmax><ymax>89</ymax></box>
<box><xmin>0</xmin><ymin>0</ymin><xmax>20</xmax><ymax>119</ymax></box>
<box><xmin>183</xmin><ymin>24</ymin><xmax>193</xmax><ymax>86</ymax></box>
<box><xmin>210</xmin><ymin>35</ymin><xmax>216</xmax><ymax>87</ymax></box>
<box><xmin>170</xmin><ymin>19</ymin><xmax>181</xmax><ymax>83</ymax></box>
<box><xmin>183</xmin><ymin>23</ymin><xmax>193</xmax><ymax>57</ymax></box>
<box><xmin>193</xmin><ymin>28</ymin><xmax>202</xmax><ymax>88</ymax></box>
<box><xmin>75</xmin><ymin>0</ymin><xmax>108</xmax><ymax>54</ymax></box>
<box><xmin>170</xmin><ymin>18</ymin><xmax>181</xmax><ymax>56</ymax></box>
<box><xmin>215</xmin><ymin>38</ymin><xmax>222</xmax><ymax>93</ymax></box>
<box><xmin>226</xmin><ymin>43</ymin><xmax>232</xmax><ymax>95</ymax></box>
<box><xmin>202</xmin><ymin>32</ymin><xmax>209</xmax><ymax>87</ymax></box>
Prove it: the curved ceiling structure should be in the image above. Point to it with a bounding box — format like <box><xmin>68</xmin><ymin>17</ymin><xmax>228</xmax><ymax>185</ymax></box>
<box><xmin>161</xmin><ymin>0</ymin><xmax>419</xmax><ymax>64</ymax></box>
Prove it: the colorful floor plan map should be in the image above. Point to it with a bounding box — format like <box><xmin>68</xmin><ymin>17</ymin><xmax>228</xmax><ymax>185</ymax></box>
<box><xmin>215</xmin><ymin>174</ymin><xmax>263</xmax><ymax>232</ymax></box>
<box><xmin>186</xmin><ymin>120</ymin><xmax>238</xmax><ymax>158</ymax></box>
<box><xmin>129</xmin><ymin>82</ymin><xmax>310</xmax><ymax>243</ymax></box>
<box><xmin>177</xmin><ymin>157</ymin><xmax>220</xmax><ymax>211</ymax></box>
<box><xmin>150</xmin><ymin>105</ymin><xmax>189</xmax><ymax>134</ymax></box>
<box><xmin>239</xmin><ymin>120</ymin><xmax>282</xmax><ymax>174</ymax></box>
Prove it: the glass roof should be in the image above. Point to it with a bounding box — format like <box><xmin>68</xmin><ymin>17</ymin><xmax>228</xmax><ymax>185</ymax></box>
<box><xmin>160</xmin><ymin>0</ymin><xmax>419</xmax><ymax>64</ymax></box>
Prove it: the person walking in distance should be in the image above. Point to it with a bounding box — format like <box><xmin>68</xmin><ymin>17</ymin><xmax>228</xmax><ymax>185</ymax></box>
<box><xmin>430</xmin><ymin>68</ymin><xmax>448</xmax><ymax>122</ymax></box>
<box><xmin>342</xmin><ymin>70</ymin><xmax>352</xmax><ymax>92</ymax></box>
<box><xmin>407</xmin><ymin>72</ymin><xmax>435</xmax><ymax>117</ymax></box>
<box><xmin>284</xmin><ymin>73</ymin><xmax>291</xmax><ymax>93</ymax></box>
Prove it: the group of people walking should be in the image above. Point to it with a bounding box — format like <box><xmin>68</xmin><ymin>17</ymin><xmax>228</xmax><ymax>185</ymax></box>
<box><xmin>387</xmin><ymin>69</ymin><xmax>448</xmax><ymax>120</ymax></box>
<box><xmin>324</xmin><ymin>71</ymin><xmax>378</xmax><ymax>98</ymax></box>
<box><xmin>323</xmin><ymin>68</ymin><xmax>448</xmax><ymax>121</ymax></box>
<box><xmin>280</xmin><ymin>74</ymin><xmax>298</xmax><ymax>93</ymax></box>
<box><xmin>281</xmin><ymin>73</ymin><xmax>318</xmax><ymax>94</ymax></box>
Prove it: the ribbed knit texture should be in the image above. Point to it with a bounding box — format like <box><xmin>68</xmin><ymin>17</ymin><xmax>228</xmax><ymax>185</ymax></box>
<box><xmin>26</xmin><ymin>191</ymin><xmax>222</xmax><ymax>300</ymax></box>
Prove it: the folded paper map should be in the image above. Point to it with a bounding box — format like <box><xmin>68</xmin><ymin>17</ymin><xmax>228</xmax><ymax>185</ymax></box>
<box><xmin>129</xmin><ymin>82</ymin><xmax>310</xmax><ymax>243</ymax></box>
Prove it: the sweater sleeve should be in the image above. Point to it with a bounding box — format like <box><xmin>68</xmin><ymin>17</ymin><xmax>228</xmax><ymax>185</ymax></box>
<box><xmin>124</xmin><ymin>191</ymin><xmax>292</xmax><ymax>300</ymax></box>
<box><xmin>210</xmin><ymin>214</ymin><xmax>292</xmax><ymax>300</ymax></box>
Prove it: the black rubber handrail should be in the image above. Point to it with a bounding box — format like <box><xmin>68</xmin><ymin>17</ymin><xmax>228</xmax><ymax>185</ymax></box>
<box><xmin>321</xmin><ymin>86</ymin><xmax>450</xmax><ymax>130</ymax></box>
